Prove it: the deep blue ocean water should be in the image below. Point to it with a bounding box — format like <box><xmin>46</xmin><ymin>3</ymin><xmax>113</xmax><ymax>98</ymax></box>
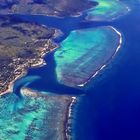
<box><xmin>12</xmin><ymin>1</ymin><xmax>140</xmax><ymax>140</ymax></box>
<box><xmin>74</xmin><ymin>3</ymin><xmax>140</xmax><ymax>140</ymax></box>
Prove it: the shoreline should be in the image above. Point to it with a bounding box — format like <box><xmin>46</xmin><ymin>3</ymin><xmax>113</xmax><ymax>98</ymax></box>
<box><xmin>0</xmin><ymin>43</ymin><xmax>58</xmax><ymax>97</ymax></box>
<box><xmin>77</xmin><ymin>26</ymin><xmax>123</xmax><ymax>87</ymax></box>
<box><xmin>0</xmin><ymin>70</ymin><xmax>27</xmax><ymax>96</ymax></box>
<box><xmin>0</xmin><ymin>11</ymin><xmax>84</xmax><ymax>20</ymax></box>
<box><xmin>0</xmin><ymin>1</ymin><xmax>98</xmax><ymax>19</ymax></box>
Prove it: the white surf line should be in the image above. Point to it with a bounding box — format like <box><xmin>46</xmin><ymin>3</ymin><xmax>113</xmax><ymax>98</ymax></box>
<box><xmin>66</xmin><ymin>96</ymin><xmax>77</xmax><ymax>140</ymax></box>
<box><xmin>111</xmin><ymin>26</ymin><xmax>122</xmax><ymax>55</ymax></box>
<box><xmin>77</xmin><ymin>26</ymin><xmax>123</xmax><ymax>88</ymax></box>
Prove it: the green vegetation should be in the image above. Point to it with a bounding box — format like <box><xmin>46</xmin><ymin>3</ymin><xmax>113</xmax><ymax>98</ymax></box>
<box><xmin>0</xmin><ymin>0</ymin><xmax>97</xmax><ymax>17</ymax></box>
<box><xmin>0</xmin><ymin>17</ymin><xmax>56</xmax><ymax>94</ymax></box>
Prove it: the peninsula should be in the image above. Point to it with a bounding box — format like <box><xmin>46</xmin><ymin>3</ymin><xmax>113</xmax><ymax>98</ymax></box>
<box><xmin>0</xmin><ymin>0</ymin><xmax>98</xmax><ymax>17</ymax></box>
<box><xmin>0</xmin><ymin>16</ymin><xmax>57</xmax><ymax>95</ymax></box>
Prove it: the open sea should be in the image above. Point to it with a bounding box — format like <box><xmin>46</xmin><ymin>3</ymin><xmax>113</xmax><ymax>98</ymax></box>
<box><xmin>11</xmin><ymin>1</ymin><xmax>140</xmax><ymax>140</ymax></box>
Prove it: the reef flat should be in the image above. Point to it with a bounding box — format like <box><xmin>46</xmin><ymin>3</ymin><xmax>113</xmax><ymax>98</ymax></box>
<box><xmin>54</xmin><ymin>26</ymin><xmax>122</xmax><ymax>88</ymax></box>
<box><xmin>86</xmin><ymin>0</ymin><xmax>130</xmax><ymax>21</ymax></box>
<box><xmin>0</xmin><ymin>88</ymin><xmax>74</xmax><ymax>140</ymax></box>
<box><xmin>0</xmin><ymin>16</ymin><xmax>57</xmax><ymax>95</ymax></box>
<box><xmin>0</xmin><ymin>0</ymin><xmax>98</xmax><ymax>17</ymax></box>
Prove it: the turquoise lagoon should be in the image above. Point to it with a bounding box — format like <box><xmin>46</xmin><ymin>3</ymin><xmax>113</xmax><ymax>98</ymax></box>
<box><xmin>86</xmin><ymin>0</ymin><xmax>129</xmax><ymax>21</ymax></box>
<box><xmin>54</xmin><ymin>26</ymin><xmax>121</xmax><ymax>87</ymax></box>
<box><xmin>0</xmin><ymin>89</ymin><xmax>70</xmax><ymax>140</ymax></box>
